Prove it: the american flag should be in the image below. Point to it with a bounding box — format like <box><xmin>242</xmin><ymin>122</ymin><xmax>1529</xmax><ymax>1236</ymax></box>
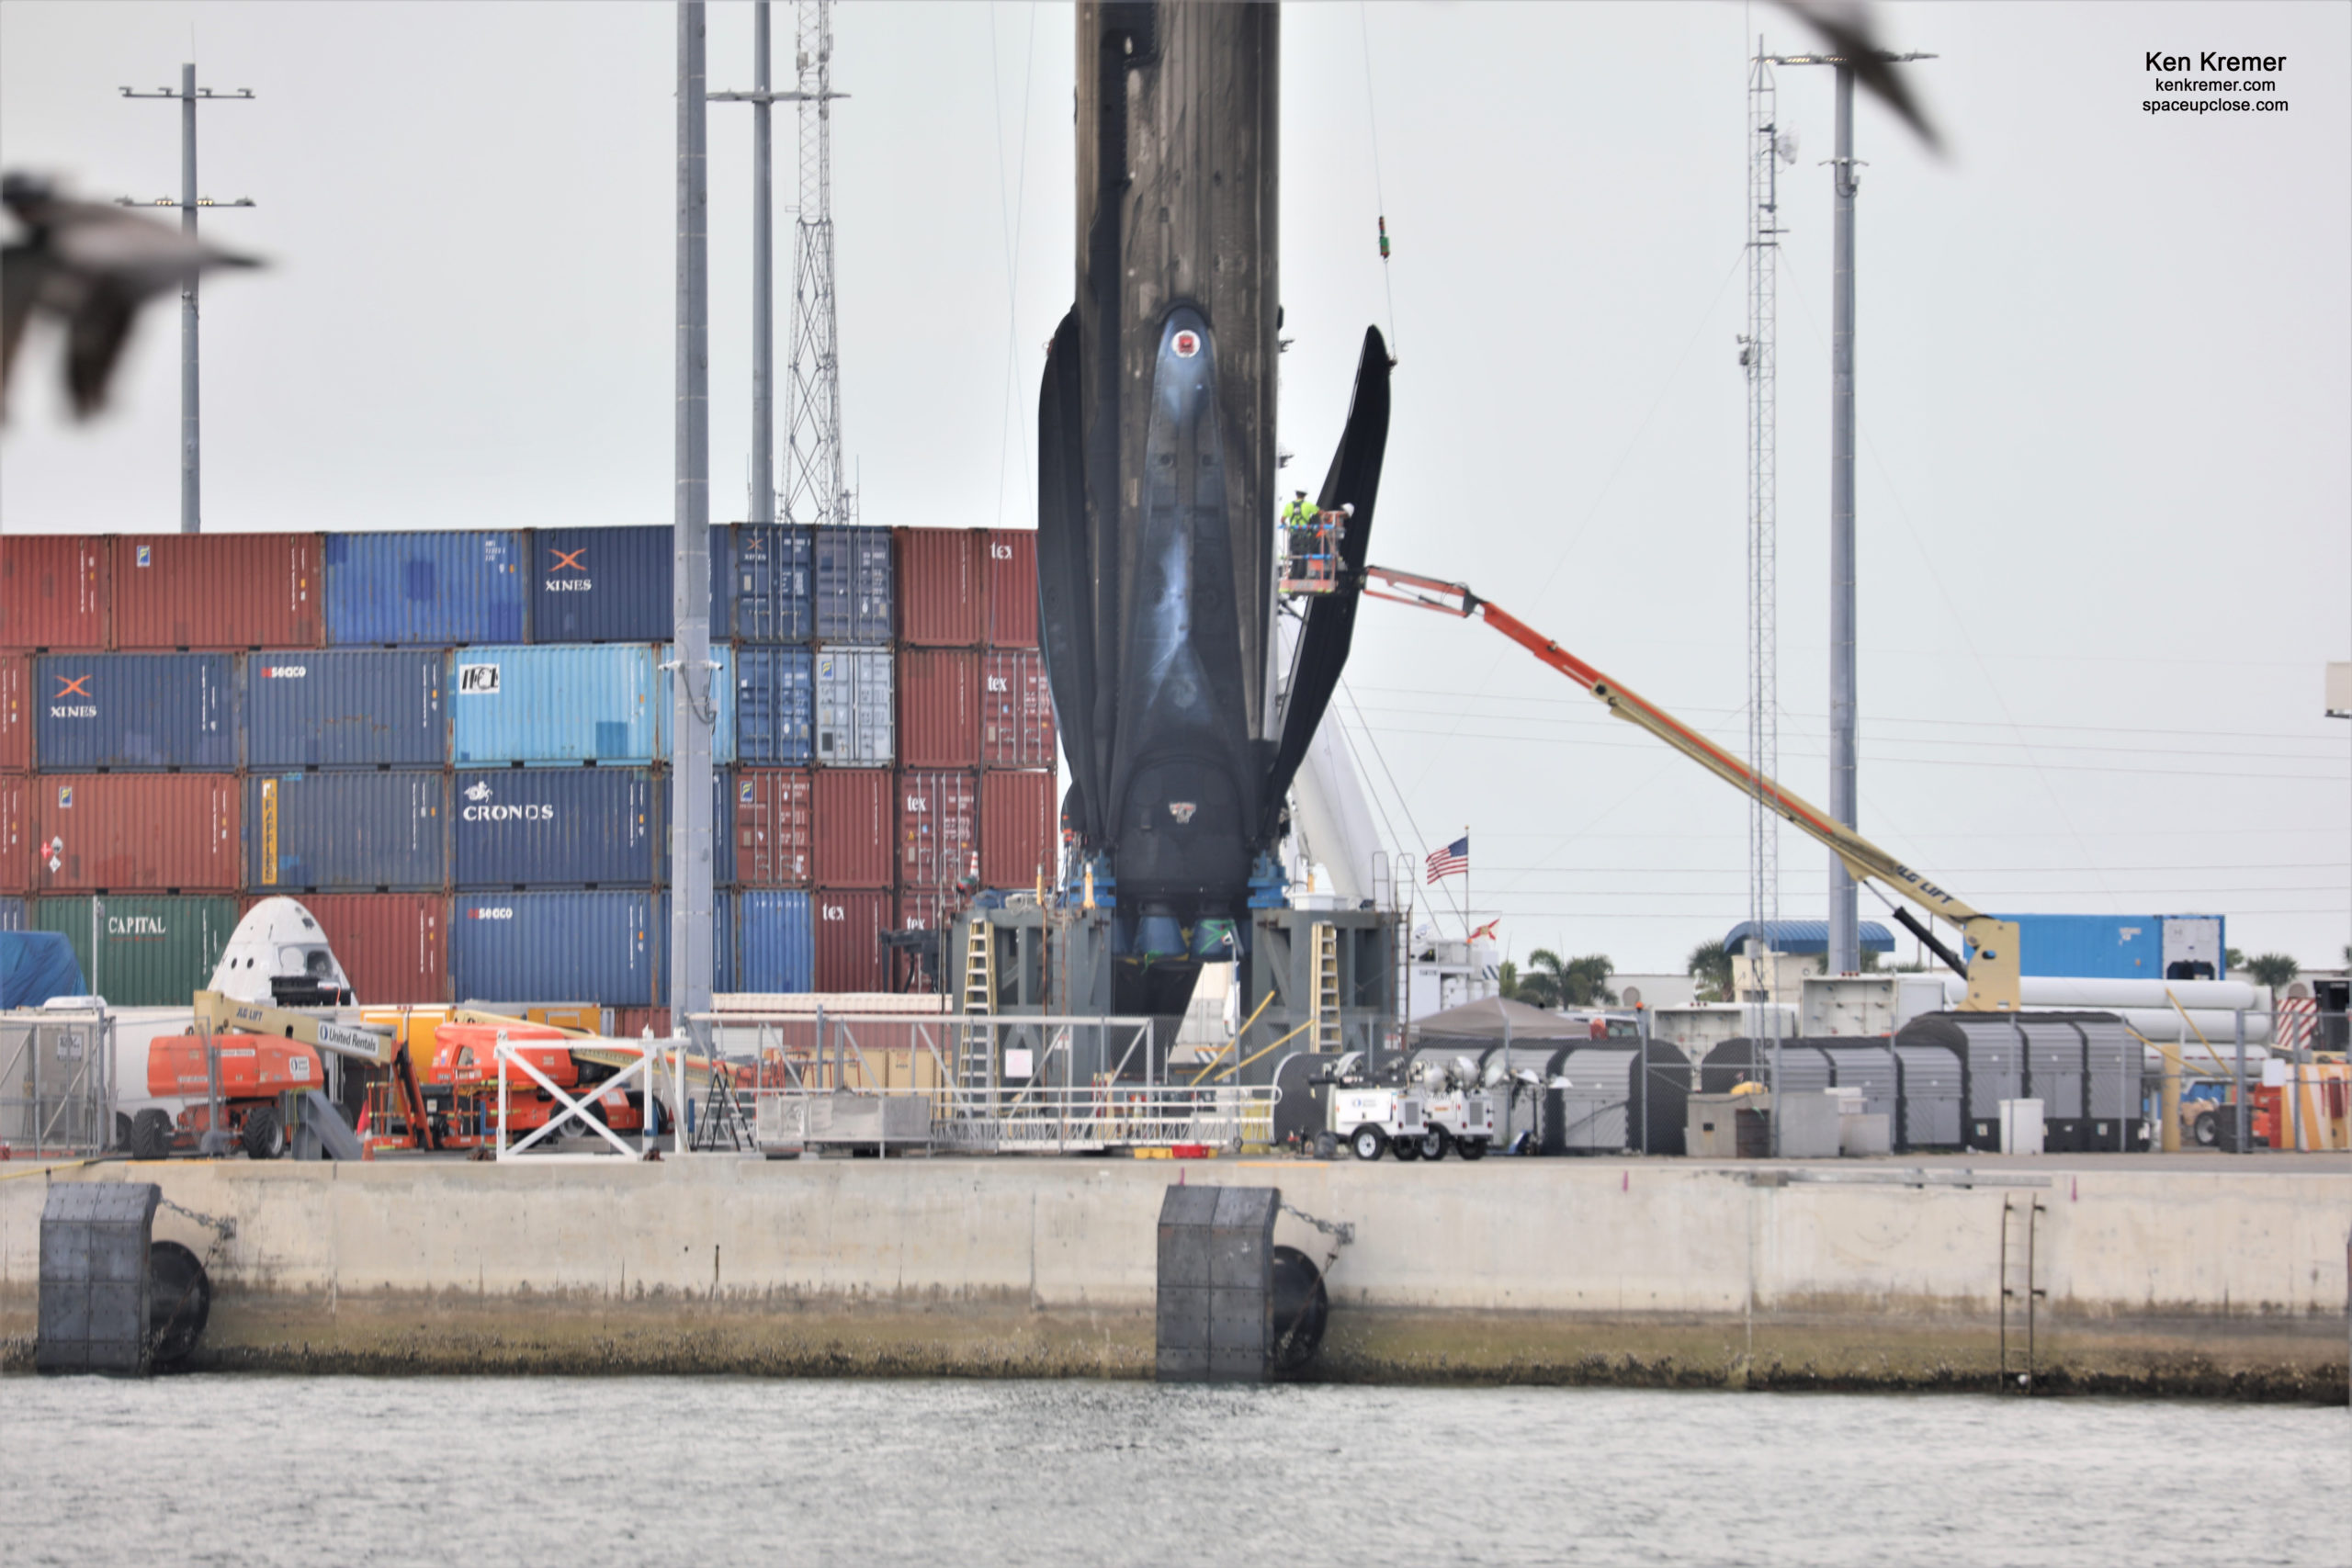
<box><xmin>1426</xmin><ymin>835</ymin><xmax>1468</xmax><ymax>883</ymax></box>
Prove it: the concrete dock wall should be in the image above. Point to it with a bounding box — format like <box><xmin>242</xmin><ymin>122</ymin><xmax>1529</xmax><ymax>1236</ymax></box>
<box><xmin>3</xmin><ymin>1158</ymin><xmax>2345</xmax><ymax>1397</ymax></box>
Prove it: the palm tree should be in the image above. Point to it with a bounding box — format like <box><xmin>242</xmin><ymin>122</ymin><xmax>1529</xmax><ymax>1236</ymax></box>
<box><xmin>2244</xmin><ymin>953</ymin><xmax>2300</xmax><ymax>990</ymax></box>
<box><xmin>1518</xmin><ymin>949</ymin><xmax>1567</xmax><ymax>1010</ymax></box>
<box><xmin>1496</xmin><ymin>959</ymin><xmax>1522</xmax><ymax>1002</ymax></box>
<box><xmin>1562</xmin><ymin>953</ymin><xmax>1617</xmax><ymax>1007</ymax></box>
<box><xmin>1687</xmin><ymin>939</ymin><xmax>1733</xmax><ymax>1003</ymax></box>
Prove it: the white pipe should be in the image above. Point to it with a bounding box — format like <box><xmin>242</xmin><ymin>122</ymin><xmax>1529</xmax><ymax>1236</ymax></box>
<box><xmin>1937</xmin><ymin>976</ymin><xmax>2267</xmax><ymax>1014</ymax></box>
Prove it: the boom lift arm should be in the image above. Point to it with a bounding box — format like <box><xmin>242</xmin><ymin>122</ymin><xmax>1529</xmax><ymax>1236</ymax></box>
<box><xmin>1360</xmin><ymin>566</ymin><xmax>2020</xmax><ymax>1012</ymax></box>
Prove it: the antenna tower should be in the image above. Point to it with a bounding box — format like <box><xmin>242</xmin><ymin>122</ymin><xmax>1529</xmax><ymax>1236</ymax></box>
<box><xmin>781</xmin><ymin>0</ymin><xmax>849</xmax><ymax>525</ymax></box>
<box><xmin>1742</xmin><ymin>43</ymin><xmax>1784</xmax><ymax>1038</ymax></box>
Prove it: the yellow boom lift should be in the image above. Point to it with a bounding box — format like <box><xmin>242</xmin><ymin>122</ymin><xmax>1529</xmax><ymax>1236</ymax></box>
<box><xmin>1361</xmin><ymin>565</ymin><xmax>2021</xmax><ymax>1011</ymax></box>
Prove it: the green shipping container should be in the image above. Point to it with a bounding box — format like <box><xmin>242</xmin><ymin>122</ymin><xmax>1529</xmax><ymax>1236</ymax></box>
<box><xmin>33</xmin><ymin>897</ymin><xmax>237</xmax><ymax>1008</ymax></box>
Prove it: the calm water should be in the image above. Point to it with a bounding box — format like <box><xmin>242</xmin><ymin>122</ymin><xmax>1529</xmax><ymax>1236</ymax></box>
<box><xmin>3</xmin><ymin>1378</ymin><xmax>2343</xmax><ymax>1567</ymax></box>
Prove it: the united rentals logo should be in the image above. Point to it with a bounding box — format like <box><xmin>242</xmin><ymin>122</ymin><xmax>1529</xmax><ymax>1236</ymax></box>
<box><xmin>545</xmin><ymin>546</ymin><xmax>593</xmax><ymax>592</ymax></box>
<box><xmin>49</xmin><ymin>674</ymin><xmax>95</xmax><ymax>718</ymax></box>
<box><xmin>460</xmin><ymin>780</ymin><xmax>552</xmax><ymax>821</ymax></box>
<box><xmin>457</xmin><ymin>663</ymin><xmax>501</xmax><ymax>694</ymax></box>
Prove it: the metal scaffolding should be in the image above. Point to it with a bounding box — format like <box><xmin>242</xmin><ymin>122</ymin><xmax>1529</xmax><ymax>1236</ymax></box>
<box><xmin>781</xmin><ymin>0</ymin><xmax>850</xmax><ymax>526</ymax></box>
<box><xmin>1743</xmin><ymin>45</ymin><xmax>1786</xmax><ymax>1090</ymax></box>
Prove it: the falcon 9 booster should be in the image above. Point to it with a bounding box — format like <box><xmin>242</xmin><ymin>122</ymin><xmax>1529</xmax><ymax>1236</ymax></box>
<box><xmin>1037</xmin><ymin>2</ymin><xmax>1391</xmax><ymax>1004</ymax></box>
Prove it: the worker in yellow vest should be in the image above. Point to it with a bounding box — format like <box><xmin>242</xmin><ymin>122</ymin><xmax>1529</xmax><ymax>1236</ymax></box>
<box><xmin>1282</xmin><ymin>491</ymin><xmax>1317</xmax><ymax>579</ymax></box>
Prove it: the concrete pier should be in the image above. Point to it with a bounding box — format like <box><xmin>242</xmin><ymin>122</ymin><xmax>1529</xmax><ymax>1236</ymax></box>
<box><xmin>4</xmin><ymin>1156</ymin><xmax>2345</xmax><ymax>1399</ymax></box>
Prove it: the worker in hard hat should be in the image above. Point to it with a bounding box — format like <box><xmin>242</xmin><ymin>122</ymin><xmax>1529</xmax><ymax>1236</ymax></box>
<box><xmin>1283</xmin><ymin>490</ymin><xmax>1317</xmax><ymax>580</ymax></box>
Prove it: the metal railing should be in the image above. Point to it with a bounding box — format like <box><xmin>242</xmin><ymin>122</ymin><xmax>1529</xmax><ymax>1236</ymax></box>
<box><xmin>0</xmin><ymin>1010</ymin><xmax>117</xmax><ymax>1158</ymax></box>
<box><xmin>747</xmin><ymin>1081</ymin><xmax>1279</xmax><ymax>1155</ymax></box>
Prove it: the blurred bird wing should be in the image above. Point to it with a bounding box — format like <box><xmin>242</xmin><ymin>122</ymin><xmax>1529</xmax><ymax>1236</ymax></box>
<box><xmin>0</xmin><ymin>243</ymin><xmax>44</xmax><ymax>412</ymax></box>
<box><xmin>62</xmin><ymin>282</ymin><xmax>140</xmax><ymax>417</ymax></box>
<box><xmin>51</xmin><ymin>203</ymin><xmax>255</xmax><ymax>298</ymax></box>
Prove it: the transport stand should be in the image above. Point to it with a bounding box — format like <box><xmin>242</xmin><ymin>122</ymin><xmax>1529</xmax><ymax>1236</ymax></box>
<box><xmin>493</xmin><ymin>1031</ymin><xmax>680</xmax><ymax>1162</ymax></box>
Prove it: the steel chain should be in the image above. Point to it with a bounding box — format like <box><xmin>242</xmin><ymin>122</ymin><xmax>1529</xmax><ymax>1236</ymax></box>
<box><xmin>1279</xmin><ymin>1200</ymin><xmax>1354</xmax><ymax>1248</ymax></box>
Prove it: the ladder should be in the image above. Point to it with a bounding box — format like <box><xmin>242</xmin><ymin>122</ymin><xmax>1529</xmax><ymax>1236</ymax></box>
<box><xmin>1310</xmin><ymin>923</ymin><xmax>1342</xmax><ymax>1054</ymax></box>
<box><xmin>1997</xmin><ymin>1194</ymin><xmax>2047</xmax><ymax>1392</ymax></box>
<box><xmin>957</xmin><ymin>919</ymin><xmax>998</xmax><ymax>1100</ymax></box>
<box><xmin>692</xmin><ymin>1061</ymin><xmax>757</xmax><ymax>1153</ymax></box>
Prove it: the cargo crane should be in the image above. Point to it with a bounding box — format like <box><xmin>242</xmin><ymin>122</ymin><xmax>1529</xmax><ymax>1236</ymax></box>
<box><xmin>1358</xmin><ymin>566</ymin><xmax>2022</xmax><ymax>1011</ymax></box>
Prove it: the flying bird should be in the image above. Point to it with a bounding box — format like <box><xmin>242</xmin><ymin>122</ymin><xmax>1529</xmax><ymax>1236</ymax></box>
<box><xmin>1776</xmin><ymin>0</ymin><xmax>1942</xmax><ymax>152</ymax></box>
<box><xmin>1</xmin><ymin>172</ymin><xmax>260</xmax><ymax>421</ymax></box>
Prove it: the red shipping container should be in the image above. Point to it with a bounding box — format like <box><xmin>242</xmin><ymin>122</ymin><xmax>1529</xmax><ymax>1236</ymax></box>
<box><xmin>110</xmin><ymin>534</ymin><xmax>323</xmax><ymax>649</ymax></box>
<box><xmin>246</xmin><ymin>892</ymin><xmax>448</xmax><ymax>1006</ymax></box>
<box><xmin>29</xmin><ymin>773</ymin><xmax>240</xmax><ymax>891</ymax></box>
<box><xmin>810</xmin><ymin>767</ymin><xmax>893</xmax><ymax>888</ymax></box>
<box><xmin>897</xmin><ymin>770</ymin><xmax>978</xmax><ymax>890</ymax></box>
<box><xmin>0</xmin><ymin>775</ymin><xmax>27</xmax><ymax>894</ymax></box>
<box><xmin>1</xmin><ymin>536</ymin><xmax>107</xmax><ymax>649</ymax></box>
<box><xmin>899</xmin><ymin>648</ymin><xmax>979</xmax><ymax>769</ymax></box>
<box><xmin>891</xmin><ymin>890</ymin><xmax>954</xmax><ymax>993</ymax></box>
<box><xmin>896</xmin><ymin>528</ymin><xmax>982</xmax><ymax>647</ymax></box>
<box><xmin>0</xmin><ymin>653</ymin><xmax>28</xmax><ymax>772</ymax></box>
<box><xmin>811</xmin><ymin>887</ymin><xmax>891</xmax><ymax>992</ymax></box>
<box><xmin>614</xmin><ymin>1006</ymin><xmax>672</xmax><ymax>1039</ymax></box>
<box><xmin>979</xmin><ymin>770</ymin><xmax>1057</xmax><ymax>892</ymax></box>
<box><xmin>979</xmin><ymin>649</ymin><xmax>1056</xmax><ymax>769</ymax></box>
<box><xmin>983</xmin><ymin>529</ymin><xmax>1038</xmax><ymax>648</ymax></box>
<box><xmin>733</xmin><ymin>769</ymin><xmax>813</xmax><ymax>886</ymax></box>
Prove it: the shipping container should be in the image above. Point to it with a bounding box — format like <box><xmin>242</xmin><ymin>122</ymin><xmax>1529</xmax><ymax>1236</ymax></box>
<box><xmin>899</xmin><ymin>649</ymin><xmax>979</xmax><ymax>769</ymax></box>
<box><xmin>29</xmin><ymin>774</ymin><xmax>240</xmax><ymax>891</ymax></box>
<box><xmin>34</xmin><ymin>894</ymin><xmax>236</xmax><ymax>1007</ymax></box>
<box><xmin>529</xmin><ymin>525</ymin><xmax>673</xmax><ymax>643</ymax></box>
<box><xmin>734</xmin><ymin>645</ymin><xmax>813</xmax><ymax>765</ymax></box>
<box><xmin>731</xmin><ymin>769</ymin><xmax>813</xmax><ymax>886</ymax></box>
<box><xmin>0</xmin><ymin>776</ymin><xmax>24</xmax><ymax>894</ymax></box>
<box><xmin>34</xmin><ymin>652</ymin><xmax>236</xmax><ymax>770</ymax></box>
<box><xmin>323</xmin><ymin>531</ymin><xmax>526</xmax><ymax>646</ymax></box>
<box><xmin>0</xmin><ymin>653</ymin><xmax>29</xmax><ymax>772</ymax></box>
<box><xmin>811</xmin><ymin>888</ymin><xmax>890</xmax><ymax>992</ymax></box>
<box><xmin>248</xmin><ymin>771</ymin><xmax>446</xmax><ymax>891</ymax></box>
<box><xmin>109</xmin><ymin>534</ymin><xmax>322</xmax><ymax>649</ymax></box>
<box><xmin>897</xmin><ymin>770</ymin><xmax>978</xmax><ymax>891</ymax></box>
<box><xmin>1985</xmin><ymin>914</ymin><xmax>2164</xmax><ymax>981</ymax></box>
<box><xmin>979</xmin><ymin>770</ymin><xmax>1057</xmax><ymax>891</ymax></box>
<box><xmin>814</xmin><ymin>526</ymin><xmax>893</xmax><ymax>642</ymax></box>
<box><xmin>455</xmin><ymin>767</ymin><xmax>655</xmax><ymax>886</ymax></box>
<box><xmin>1</xmin><ymin>536</ymin><xmax>107</xmax><ymax>649</ymax></box>
<box><xmin>738</xmin><ymin>889</ymin><xmax>814</xmax><ymax>993</ymax></box>
<box><xmin>657</xmin><ymin>642</ymin><xmax>737</xmax><ymax>765</ymax></box>
<box><xmin>978</xmin><ymin>649</ymin><xmax>1056</xmax><ymax>768</ymax></box>
<box><xmin>811</xmin><ymin>767</ymin><xmax>893</xmax><ymax>888</ymax></box>
<box><xmin>243</xmin><ymin>649</ymin><xmax>447</xmax><ymax>769</ymax></box>
<box><xmin>724</xmin><ymin>524</ymin><xmax>814</xmax><ymax>641</ymax></box>
<box><xmin>813</xmin><ymin>645</ymin><xmax>893</xmax><ymax>766</ymax></box>
<box><xmin>450</xmin><ymin>890</ymin><xmax>657</xmax><ymax>1006</ymax></box>
<box><xmin>897</xmin><ymin>528</ymin><xmax>982</xmax><ymax>647</ymax></box>
<box><xmin>257</xmin><ymin>892</ymin><xmax>448</xmax><ymax>1005</ymax></box>
<box><xmin>982</xmin><ymin>529</ymin><xmax>1038</xmax><ymax>648</ymax></box>
<box><xmin>613</xmin><ymin>1007</ymin><xmax>673</xmax><ymax>1040</ymax></box>
<box><xmin>450</xmin><ymin>645</ymin><xmax>658</xmax><ymax>765</ymax></box>
<box><xmin>0</xmin><ymin>897</ymin><xmax>23</xmax><ymax>931</ymax></box>
<box><xmin>889</xmin><ymin>888</ymin><xmax>952</xmax><ymax>991</ymax></box>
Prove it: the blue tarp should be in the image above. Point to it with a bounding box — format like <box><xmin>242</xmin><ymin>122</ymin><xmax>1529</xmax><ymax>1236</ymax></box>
<box><xmin>0</xmin><ymin>931</ymin><xmax>88</xmax><ymax>1009</ymax></box>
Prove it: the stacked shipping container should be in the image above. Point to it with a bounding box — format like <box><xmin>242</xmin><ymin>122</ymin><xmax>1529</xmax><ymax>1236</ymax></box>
<box><xmin>0</xmin><ymin>525</ymin><xmax>1053</xmax><ymax>1005</ymax></box>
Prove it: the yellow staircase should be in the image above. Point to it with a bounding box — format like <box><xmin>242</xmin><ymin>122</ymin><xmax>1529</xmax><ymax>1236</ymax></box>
<box><xmin>1310</xmin><ymin>922</ymin><xmax>1342</xmax><ymax>1054</ymax></box>
<box><xmin>958</xmin><ymin>919</ymin><xmax>998</xmax><ymax>1096</ymax></box>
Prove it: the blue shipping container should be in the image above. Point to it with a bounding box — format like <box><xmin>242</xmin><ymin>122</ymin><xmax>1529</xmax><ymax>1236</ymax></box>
<box><xmin>737</xmin><ymin>889</ymin><xmax>813</xmax><ymax>993</ymax></box>
<box><xmin>733</xmin><ymin>646</ymin><xmax>813</xmax><ymax>764</ymax></box>
<box><xmin>451</xmin><ymin>645</ymin><xmax>659</xmax><ymax>765</ymax></box>
<box><xmin>455</xmin><ymin>767</ymin><xmax>657</xmax><ymax>886</ymax></box>
<box><xmin>725</xmin><ymin>525</ymin><xmax>814</xmax><ymax>641</ymax></box>
<box><xmin>530</xmin><ymin>525</ymin><xmax>674</xmax><ymax>643</ymax></box>
<box><xmin>247</xmin><ymin>772</ymin><xmax>447</xmax><ymax>891</ymax></box>
<box><xmin>244</xmin><ymin>649</ymin><xmax>447</xmax><ymax>769</ymax></box>
<box><xmin>34</xmin><ymin>653</ymin><xmax>236</xmax><ymax>770</ymax></box>
<box><xmin>814</xmin><ymin>526</ymin><xmax>893</xmax><ymax>642</ymax></box>
<box><xmin>450</xmin><ymin>890</ymin><xmax>657</xmax><ymax>1006</ymax></box>
<box><xmin>324</xmin><ymin>531</ymin><xmax>526</xmax><ymax>646</ymax></box>
<box><xmin>1990</xmin><ymin>914</ymin><xmax>2165</xmax><ymax>979</ymax></box>
<box><xmin>657</xmin><ymin>643</ymin><xmax>736</xmax><ymax>765</ymax></box>
<box><xmin>0</xmin><ymin>897</ymin><xmax>24</xmax><ymax>931</ymax></box>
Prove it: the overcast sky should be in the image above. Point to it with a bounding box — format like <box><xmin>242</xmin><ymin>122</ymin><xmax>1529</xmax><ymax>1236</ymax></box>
<box><xmin>4</xmin><ymin>2</ymin><xmax>2347</xmax><ymax>976</ymax></box>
